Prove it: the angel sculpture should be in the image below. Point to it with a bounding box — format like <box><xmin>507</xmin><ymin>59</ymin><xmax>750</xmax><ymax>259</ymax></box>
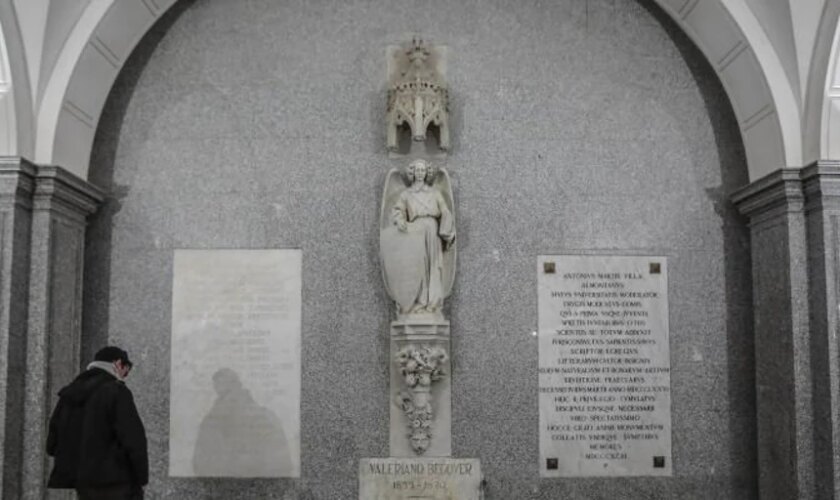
<box><xmin>380</xmin><ymin>159</ymin><xmax>456</xmax><ymax>319</ymax></box>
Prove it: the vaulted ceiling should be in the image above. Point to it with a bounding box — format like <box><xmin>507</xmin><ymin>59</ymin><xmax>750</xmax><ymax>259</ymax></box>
<box><xmin>1</xmin><ymin>0</ymin><xmax>838</xmax><ymax>180</ymax></box>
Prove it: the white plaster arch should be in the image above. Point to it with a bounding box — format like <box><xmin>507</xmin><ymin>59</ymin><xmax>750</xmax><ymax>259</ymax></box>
<box><xmin>653</xmin><ymin>0</ymin><xmax>803</xmax><ymax>179</ymax></box>
<box><xmin>0</xmin><ymin>0</ymin><xmax>36</xmax><ymax>159</ymax></box>
<box><xmin>33</xmin><ymin>0</ymin><xmax>800</xmax><ymax>182</ymax></box>
<box><xmin>819</xmin><ymin>5</ymin><xmax>840</xmax><ymax>161</ymax></box>
<box><xmin>34</xmin><ymin>0</ymin><xmax>177</xmax><ymax>178</ymax></box>
<box><xmin>795</xmin><ymin>0</ymin><xmax>840</xmax><ymax>165</ymax></box>
<box><xmin>720</xmin><ymin>0</ymin><xmax>803</xmax><ymax>169</ymax></box>
<box><xmin>0</xmin><ymin>20</ymin><xmax>18</xmax><ymax>156</ymax></box>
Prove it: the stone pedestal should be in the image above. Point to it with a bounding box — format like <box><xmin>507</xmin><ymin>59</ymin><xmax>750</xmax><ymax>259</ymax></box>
<box><xmin>389</xmin><ymin>318</ymin><xmax>452</xmax><ymax>457</ymax></box>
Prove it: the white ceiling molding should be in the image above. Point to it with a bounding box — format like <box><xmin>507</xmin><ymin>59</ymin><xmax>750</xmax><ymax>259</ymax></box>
<box><xmin>11</xmin><ymin>0</ymin><xmax>47</xmax><ymax>106</ymax></box>
<box><xmin>721</xmin><ymin>0</ymin><xmax>804</xmax><ymax>169</ymax></box>
<box><xmin>25</xmin><ymin>0</ymin><xmax>812</xmax><ymax>181</ymax></box>
<box><xmin>822</xmin><ymin>22</ymin><xmax>840</xmax><ymax>160</ymax></box>
<box><xmin>0</xmin><ymin>19</ymin><xmax>17</xmax><ymax>156</ymax></box>
<box><xmin>654</xmin><ymin>0</ymin><xmax>802</xmax><ymax>179</ymax></box>
<box><xmin>35</xmin><ymin>0</ymin><xmax>116</xmax><ymax>173</ymax></box>
<box><xmin>0</xmin><ymin>0</ymin><xmax>37</xmax><ymax>159</ymax></box>
<box><xmin>35</xmin><ymin>0</ymin><xmax>176</xmax><ymax>178</ymax></box>
<box><xmin>790</xmin><ymin>0</ymin><xmax>827</xmax><ymax>102</ymax></box>
<box><xmin>798</xmin><ymin>1</ymin><xmax>840</xmax><ymax>165</ymax></box>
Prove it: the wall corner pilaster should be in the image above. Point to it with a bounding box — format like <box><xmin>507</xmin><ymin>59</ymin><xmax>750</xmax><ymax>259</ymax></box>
<box><xmin>732</xmin><ymin>168</ymin><xmax>815</xmax><ymax>500</ymax></box>
<box><xmin>0</xmin><ymin>157</ymin><xmax>35</xmax><ymax>500</ymax></box>
<box><xmin>801</xmin><ymin>160</ymin><xmax>840</xmax><ymax>500</ymax></box>
<box><xmin>20</xmin><ymin>165</ymin><xmax>103</xmax><ymax>500</ymax></box>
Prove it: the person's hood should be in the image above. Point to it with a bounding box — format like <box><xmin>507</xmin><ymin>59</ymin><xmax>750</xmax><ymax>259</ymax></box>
<box><xmin>57</xmin><ymin>367</ymin><xmax>116</xmax><ymax>406</ymax></box>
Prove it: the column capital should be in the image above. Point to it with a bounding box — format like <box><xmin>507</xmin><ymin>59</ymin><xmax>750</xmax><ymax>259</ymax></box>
<box><xmin>0</xmin><ymin>157</ymin><xmax>36</xmax><ymax>209</ymax></box>
<box><xmin>0</xmin><ymin>159</ymin><xmax>106</xmax><ymax>218</ymax></box>
<box><xmin>731</xmin><ymin>168</ymin><xmax>803</xmax><ymax>225</ymax></box>
<box><xmin>801</xmin><ymin>160</ymin><xmax>840</xmax><ymax>213</ymax></box>
<box><xmin>32</xmin><ymin>165</ymin><xmax>105</xmax><ymax>221</ymax></box>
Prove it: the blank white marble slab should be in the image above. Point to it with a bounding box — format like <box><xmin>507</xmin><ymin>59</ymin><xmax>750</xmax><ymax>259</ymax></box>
<box><xmin>169</xmin><ymin>249</ymin><xmax>301</xmax><ymax>477</ymax></box>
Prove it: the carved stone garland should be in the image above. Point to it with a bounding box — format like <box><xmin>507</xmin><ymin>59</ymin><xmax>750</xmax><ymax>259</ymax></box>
<box><xmin>395</xmin><ymin>344</ymin><xmax>448</xmax><ymax>454</ymax></box>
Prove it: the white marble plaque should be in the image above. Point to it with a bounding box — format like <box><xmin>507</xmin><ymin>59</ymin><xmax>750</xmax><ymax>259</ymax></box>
<box><xmin>359</xmin><ymin>458</ymin><xmax>482</xmax><ymax>500</ymax></box>
<box><xmin>169</xmin><ymin>249</ymin><xmax>301</xmax><ymax>477</ymax></box>
<box><xmin>538</xmin><ymin>255</ymin><xmax>672</xmax><ymax>477</ymax></box>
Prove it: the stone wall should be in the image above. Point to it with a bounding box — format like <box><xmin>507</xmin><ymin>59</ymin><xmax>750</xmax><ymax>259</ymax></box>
<box><xmin>83</xmin><ymin>0</ymin><xmax>756</xmax><ymax>498</ymax></box>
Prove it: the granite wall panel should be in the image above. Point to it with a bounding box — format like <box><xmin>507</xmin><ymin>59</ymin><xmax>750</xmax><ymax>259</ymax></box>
<box><xmin>84</xmin><ymin>0</ymin><xmax>756</xmax><ymax>498</ymax></box>
<box><xmin>21</xmin><ymin>208</ymin><xmax>52</xmax><ymax>500</ymax></box>
<box><xmin>750</xmin><ymin>216</ymin><xmax>807</xmax><ymax>500</ymax></box>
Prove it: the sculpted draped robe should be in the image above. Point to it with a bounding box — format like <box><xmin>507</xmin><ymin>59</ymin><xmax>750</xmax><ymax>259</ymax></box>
<box><xmin>390</xmin><ymin>184</ymin><xmax>455</xmax><ymax>314</ymax></box>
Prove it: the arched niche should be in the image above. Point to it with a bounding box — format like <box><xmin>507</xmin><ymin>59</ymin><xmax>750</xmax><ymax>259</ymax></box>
<box><xmin>80</xmin><ymin>1</ymin><xmax>756</xmax><ymax>498</ymax></box>
<box><xmin>22</xmin><ymin>0</ymin><xmax>796</xmax><ymax>182</ymax></box>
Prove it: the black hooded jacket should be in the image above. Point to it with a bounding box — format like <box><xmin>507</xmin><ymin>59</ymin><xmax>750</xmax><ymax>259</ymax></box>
<box><xmin>46</xmin><ymin>367</ymin><xmax>148</xmax><ymax>489</ymax></box>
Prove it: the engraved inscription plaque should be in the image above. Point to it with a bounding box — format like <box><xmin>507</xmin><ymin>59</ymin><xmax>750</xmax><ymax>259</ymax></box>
<box><xmin>359</xmin><ymin>458</ymin><xmax>482</xmax><ymax>500</ymax></box>
<box><xmin>538</xmin><ymin>255</ymin><xmax>672</xmax><ymax>477</ymax></box>
<box><xmin>169</xmin><ymin>249</ymin><xmax>301</xmax><ymax>477</ymax></box>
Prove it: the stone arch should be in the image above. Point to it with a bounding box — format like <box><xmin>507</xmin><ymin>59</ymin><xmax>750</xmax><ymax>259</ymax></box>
<box><xmin>0</xmin><ymin>21</ymin><xmax>17</xmax><ymax>156</ymax></box>
<box><xmin>657</xmin><ymin>0</ymin><xmax>802</xmax><ymax>177</ymax></box>
<box><xmin>0</xmin><ymin>0</ymin><xmax>35</xmax><ymax>159</ymax></box>
<box><xmin>31</xmin><ymin>0</ymin><xmax>799</xmax><ymax>182</ymax></box>
<box><xmin>83</xmin><ymin>3</ymin><xmax>758</xmax><ymax>497</ymax></box>
<box><xmin>818</xmin><ymin>5</ymin><xmax>840</xmax><ymax>160</ymax></box>
<box><xmin>34</xmin><ymin>0</ymin><xmax>177</xmax><ymax>176</ymax></box>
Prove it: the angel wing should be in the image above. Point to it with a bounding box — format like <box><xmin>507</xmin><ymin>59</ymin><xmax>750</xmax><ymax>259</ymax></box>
<box><xmin>378</xmin><ymin>166</ymin><xmax>458</xmax><ymax>307</ymax></box>
<box><xmin>380</xmin><ymin>168</ymin><xmax>408</xmax><ymax>230</ymax></box>
<box><xmin>435</xmin><ymin>167</ymin><xmax>457</xmax><ymax>299</ymax></box>
<box><xmin>379</xmin><ymin>168</ymin><xmax>410</xmax><ymax>301</ymax></box>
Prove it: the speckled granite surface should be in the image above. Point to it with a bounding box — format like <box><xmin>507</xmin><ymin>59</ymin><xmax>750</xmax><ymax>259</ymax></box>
<box><xmin>82</xmin><ymin>0</ymin><xmax>756</xmax><ymax>498</ymax></box>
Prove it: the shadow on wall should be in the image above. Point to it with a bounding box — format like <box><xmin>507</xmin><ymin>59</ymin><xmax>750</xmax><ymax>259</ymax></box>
<box><xmin>193</xmin><ymin>368</ymin><xmax>292</xmax><ymax>478</ymax></box>
<box><xmin>639</xmin><ymin>0</ymin><xmax>757</xmax><ymax>497</ymax></box>
<box><xmin>81</xmin><ymin>0</ymin><xmax>197</xmax><ymax>365</ymax></box>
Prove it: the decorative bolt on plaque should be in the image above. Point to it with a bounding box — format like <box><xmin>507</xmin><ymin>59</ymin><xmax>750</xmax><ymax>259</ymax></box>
<box><xmin>394</xmin><ymin>344</ymin><xmax>449</xmax><ymax>454</ymax></box>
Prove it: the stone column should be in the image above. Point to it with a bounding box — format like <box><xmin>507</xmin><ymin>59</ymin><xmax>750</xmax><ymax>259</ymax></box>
<box><xmin>20</xmin><ymin>166</ymin><xmax>103</xmax><ymax>500</ymax></box>
<box><xmin>0</xmin><ymin>158</ymin><xmax>35</xmax><ymax>500</ymax></box>
<box><xmin>802</xmin><ymin>161</ymin><xmax>840</xmax><ymax>500</ymax></box>
<box><xmin>732</xmin><ymin>170</ymin><xmax>815</xmax><ymax>500</ymax></box>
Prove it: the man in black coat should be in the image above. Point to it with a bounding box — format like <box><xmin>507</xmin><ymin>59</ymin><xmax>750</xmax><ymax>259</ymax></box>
<box><xmin>47</xmin><ymin>346</ymin><xmax>148</xmax><ymax>500</ymax></box>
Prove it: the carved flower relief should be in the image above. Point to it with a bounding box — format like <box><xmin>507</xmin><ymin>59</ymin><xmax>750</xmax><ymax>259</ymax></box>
<box><xmin>395</xmin><ymin>345</ymin><xmax>448</xmax><ymax>387</ymax></box>
<box><xmin>397</xmin><ymin>391</ymin><xmax>414</xmax><ymax>412</ymax></box>
<box><xmin>398</xmin><ymin>390</ymin><xmax>434</xmax><ymax>454</ymax></box>
<box><xmin>397</xmin><ymin>391</ymin><xmax>431</xmax><ymax>429</ymax></box>
<box><xmin>394</xmin><ymin>345</ymin><xmax>448</xmax><ymax>454</ymax></box>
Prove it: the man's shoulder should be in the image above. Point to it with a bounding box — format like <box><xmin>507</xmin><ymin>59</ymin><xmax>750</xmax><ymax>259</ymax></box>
<box><xmin>104</xmin><ymin>379</ymin><xmax>132</xmax><ymax>394</ymax></box>
<box><xmin>88</xmin><ymin>376</ymin><xmax>132</xmax><ymax>401</ymax></box>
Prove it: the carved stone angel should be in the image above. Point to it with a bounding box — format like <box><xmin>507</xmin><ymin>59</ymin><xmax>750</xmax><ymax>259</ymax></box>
<box><xmin>380</xmin><ymin>159</ymin><xmax>456</xmax><ymax>319</ymax></box>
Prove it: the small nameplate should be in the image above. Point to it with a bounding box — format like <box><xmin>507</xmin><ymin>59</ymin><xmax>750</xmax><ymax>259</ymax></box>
<box><xmin>359</xmin><ymin>458</ymin><xmax>482</xmax><ymax>500</ymax></box>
